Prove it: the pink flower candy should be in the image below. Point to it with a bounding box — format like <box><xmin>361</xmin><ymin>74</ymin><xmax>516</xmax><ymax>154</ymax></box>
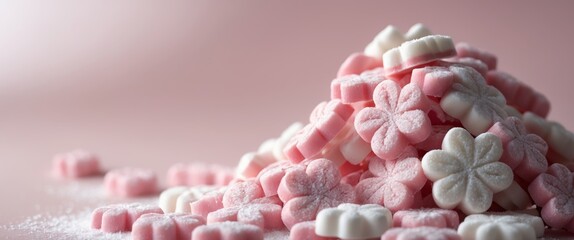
<box><xmin>52</xmin><ymin>149</ymin><xmax>100</xmax><ymax>178</ymax></box>
<box><xmin>336</xmin><ymin>52</ymin><xmax>382</xmax><ymax>77</ymax></box>
<box><xmin>381</xmin><ymin>227</ymin><xmax>461</xmax><ymax>240</ymax></box>
<box><xmin>207</xmin><ymin>203</ymin><xmax>284</xmax><ymax>229</ymax></box>
<box><xmin>104</xmin><ymin>168</ymin><xmax>158</xmax><ymax>197</ymax></box>
<box><xmin>354</xmin><ymin>80</ymin><xmax>431</xmax><ymax>160</ymax></box>
<box><xmin>528</xmin><ymin>163</ymin><xmax>574</xmax><ymax>232</ymax></box>
<box><xmin>91</xmin><ymin>203</ymin><xmax>163</xmax><ymax>233</ymax></box>
<box><xmin>455</xmin><ymin>42</ymin><xmax>497</xmax><ymax>70</ymax></box>
<box><xmin>277</xmin><ymin>158</ymin><xmax>355</xmax><ymax>229</ymax></box>
<box><xmin>410</xmin><ymin>66</ymin><xmax>455</xmax><ymax>97</ymax></box>
<box><xmin>167</xmin><ymin>163</ymin><xmax>234</xmax><ymax>187</ymax></box>
<box><xmin>190</xmin><ymin>189</ymin><xmax>226</xmax><ymax>219</ymax></box>
<box><xmin>289</xmin><ymin>221</ymin><xmax>335</xmax><ymax>240</ymax></box>
<box><xmin>393</xmin><ymin>208</ymin><xmax>459</xmax><ymax>228</ymax></box>
<box><xmin>132</xmin><ymin>213</ymin><xmax>205</xmax><ymax>240</ymax></box>
<box><xmin>486</xmin><ymin>71</ymin><xmax>550</xmax><ymax>118</ymax></box>
<box><xmin>487</xmin><ymin>117</ymin><xmax>548</xmax><ymax>183</ymax></box>
<box><xmin>331</xmin><ymin>67</ymin><xmax>385</xmax><ymax>104</ymax></box>
<box><xmin>355</xmin><ymin>153</ymin><xmax>427</xmax><ymax>212</ymax></box>
<box><xmin>284</xmin><ymin>100</ymin><xmax>354</xmax><ymax>163</ymax></box>
<box><xmin>222</xmin><ymin>179</ymin><xmax>281</xmax><ymax>208</ymax></box>
<box><xmin>191</xmin><ymin>221</ymin><xmax>263</xmax><ymax>240</ymax></box>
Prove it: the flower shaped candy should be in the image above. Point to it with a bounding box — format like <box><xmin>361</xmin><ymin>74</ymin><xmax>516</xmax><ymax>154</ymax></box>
<box><xmin>421</xmin><ymin>127</ymin><xmax>513</xmax><ymax>214</ymax></box>
<box><xmin>487</xmin><ymin>117</ymin><xmax>548</xmax><ymax>182</ymax></box>
<box><xmin>191</xmin><ymin>222</ymin><xmax>263</xmax><ymax>240</ymax></box>
<box><xmin>355</xmin><ymin>153</ymin><xmax>427</xmax><ymax>211</ymax></box>
<box><xmin>458</xmin><ymin>213</ymin><xmax>544</xmax><ymax>240</ymax></box>
<box><xmin>454</xmin><ymin>42</ymin><xmax>497</xmax><ymax>70</ymax></box>
<box><xmin>528</xmin><ymin>163</ymin><xmax>574</xmax><ymax>232</ymax></box>
<box><xmin>393</xmin><ymin>208</ymin><xmax>459</xmax><ymax>229</ymax></box>
<box><xmin>222</xmin><ymin>179</ymin><xmax>281</xmax><ymax>208</ymax></box>
<box><xmin>381</xmin><ymin>227</ymin><xmax>461</xmax><ymax>240</ymax></box>
<box><xmin>523</xmin><ymin>112</ymin><xmax>574</xmax><ymax>164</ymax></box>
<box><xmin>315</xmin><ymin>204</ymin><xmax>392</xmax><ymax>239</ymax></box>
<box><xmin>486</xmin><ymin>71</ymin><xmax>550</xmax><ymax>118</ymax></box>
<box><xmin>336</xmin><ymin>52</ymin><xmax>382</xmax><ymax>77</ymax></box>
<box><xmin>207</xmin><ymin>203</ymin><xmax>284</xmax><ymax>229</ymax></box>
<box><xmin>91</xmin><ymin>203</ymin><xmax>163</xmax><ymax>233</ymax></box>
<box><xmin>277</xmin><ymin>158</ymin><xmax>356</xmax><ymax>229</ymax></box>
<box><xmin>284</xmin><ymin>100</ymin><xmax>354</xmax><ymax>163</ymax></box>
<box><xmin>354</xmin><ymin>80</ymin><xmax>431</xmax><ymax>160</ymax></box>
<box><xmin>132</xmin><ymin>213</ymin><xmax>205</xmax><ymax>240</ymax></box>
<box><xmin>158</xmin><ymin>185</ymin><xmax>220</xmax><ymax>213</ymax></box>
<box><xmin>331</xmin><ymin>67</ymin><xmax>385</xmax><ymax>104</ymax></box>
<box><xmin>289</xmin><ymin>221</ymin><xmax>336</xmax><ymax>240</ymax></box>
<box><xmin>440</xmin><ymin>65</ymin><xmax>508</xmax><ymax>136</ymax></box>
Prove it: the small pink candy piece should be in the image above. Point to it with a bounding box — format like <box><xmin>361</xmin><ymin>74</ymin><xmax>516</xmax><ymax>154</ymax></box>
<box><xmin>486</xmin><ymin>71</ymin><xmax>550</xmax><ymax>118</ymax></box>
<box><xmin>52</xmin><ymin>149</ymin><xmax>100</xmax><ymax>178</ymax></box>
<box><xmin>289</xmin><ymin>221</ymin><xmax>335</xmax><ymax>240</ymax></box>
<box><xmin>381</xmin><ymin>227</ymin><xmax>461</xmax><ymax>240</ymax></box>
<box><xmin>207</xmin><ymin>203</ymin><xmax>284</xmax><ymax>229</ymax></box>
<box><xmin>91</xmin><ymin>203</ymin><xmax>163</xmax><ymax>233</ymax></box>
<box><xmin>487</xmin><ymin>117</ymin><xmax>548</xmax><ymax>182</ymax></box>
<box><xmin>355</xmin><ymin>153</ymin><xmax>427</xmax><ymax>211</ymax></box>
<box><xmin>277</xmin><ymin>158</ymin><xmax>356</xmax><ymax>229</ymax></box>
<box><xmin>393</xmin><ymin>208</ymin><xmax>459</xmax><ymax>229</ymax></box>
<box><xmin>132</xmin><ymin>213</ymin><xmax>205</xmax><ymax>240</ymax></box>
<box><xmin>336</xmin><ymin>52</ymin><xmax>383</xmax><ymax>77</ymax></box>
<box><xmin>191</xmin><ymin>221</ymin><xmax>263</xmax><ymax>240</ymax></box>
<box><xmin>354</xmin><ymin>80</ymin><xmax>431</xmax><ymax>160</ymax></box>
<box><xmin>190</xmin><ymin>189</ymin><xmax>226</xmax><ymax>219</ymax></box>
<box><xmin>415</xmin><ymin>125</ymin><xmax>454</xmax><ymax>152</ymax></box>
<box><xmin>167</xmin><ymin>163</ymin><xmax>234</xmax><ymax>187</ymax></box>
<box><xmin>257</xmin><ymin>161</ymin><xmax>302</xmax><ymax>197</ymax></box>
<box><xmin>222</xmin><ymin>179</ymin><xmax>281</xmax><ymax>208</ymax></box>
<box><xmin>383</xmin><ymin>35</ymin><xmax>457</xmax><ymax>77</ymax></box>
<box><xmin>455</xmin><ymin>42</ymin><xmax>497</xmax><ymax>70</ymax></box>
<box><xmin>528</xmin><ymin>163</ymin><xmax>574</xmax><ymax>232</ymax></box>
<box><xmin>331</xmin><ymin>68</ymin><xmax>385</xmax><ymax>104</ymax></box>
<box><xmin>104</xmin><ymin>168</ymin><xmax>157</xmax><ymax>197</ymax></box>
<box><xmin>284</xmin><ymin>100</ymin><xmax>354</xmax><ymax>163</ymax></box>
<box><xmin>410</xmin><ymin>66</ymin><xmax>455</xmax><ymax>97</ymax></box>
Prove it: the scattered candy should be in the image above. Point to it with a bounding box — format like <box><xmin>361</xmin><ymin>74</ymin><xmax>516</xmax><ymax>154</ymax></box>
<box><xmin>393</xmin><ymin>208</ymin><xmax>459</xmax><ymax>229</ymax></box>
<box><xmin>104</xmin><ymin>168</ymin><xmax>158</xmax><ymax>197</ymax></box>
<box><xmin>315</xmin><ymin>203</ymin><xmax>392</xmax><ymax>239</ymax></box>
<box><xmin>191</xmin><ymin>221</ymin><xmax>264</xmax><ymax>240</ymax></box>
<box><xmin>132</xmin><ymin>213</ymin><xmax>205</xmax><ymax>240</ymax></box>
<box><xmin>91</xmin><ymin>203</ymin><xmax>163</xmax><ymax>233</ymax></box>
<box><xmin>52</xmin><ymin>149</ymin><xmax>100</xmax><ymax>178</ymax></box>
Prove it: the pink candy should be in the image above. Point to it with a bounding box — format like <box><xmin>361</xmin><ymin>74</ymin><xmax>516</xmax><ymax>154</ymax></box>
<box><xmin>277</xmin><ymin>158</ymin><xmax>355</xmax><ymax>229</ymax></box>
<box><xmin>207</xmin><ymin>203</ymin><xmax>284</xmax><ymax>229</ymax></box>
<box><xmin>52</xmin><ymin>149</ymin><xmax>100</xmax><ymax>178</ymax></box>
<box><xmin>104</xmin><ymin>168</ymin><xmax>158</xmax><ymax>197</ymax></box>
<box><xmin>191</xmin><ymin>222</ymin><xmax>263</xmax><ymax>240</ymax></box>
<box><xmin>486</xmin><ymin>71</ymin><xmax>550</xmax><ymax>118</ymax></box>
<box><xmin>381</xmin><ymin>227</ymin><xmax>461</xmax><ymax>240</ymax></box>
<box><xmin>167</xmin><ymin>163</ymin><xmax>234</xmax><ymax>187</ymax></box>
<box><xmin>393</xmin><ymin>208</ymin><xmax>459</xmax><ymax>228</ymax></box>
<box><xmin>91</xmin><ymin>203</ymin><xmax>163</xmax><ymax>233</ymax></box>
<box><xmin>336</xmin><ymin>52</ymin><xmax>382</xmax><ymax>77</ymax></box>
<box><xmin>331</xmin><ymin>67</ymin><xmax>385</xmax><ymax>104</ymax></box>
<box><xmin>454</xmin><ymin>42</ymin><xmax>497</xmax><ymax>70</ymax></box>
<box><xmin>132</xmin><ymin>213</ymin><xmax>205</xmax><ymax>240</ymax></box>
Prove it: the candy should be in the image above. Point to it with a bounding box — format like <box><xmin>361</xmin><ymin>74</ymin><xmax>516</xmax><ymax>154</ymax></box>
<box><xmin>284</xmin><ymin>100</ymin><xmax>354</xmax><ymax>163</ymax></box>
<box><xmin>528</xmin><ymin>163</ymin><xmax>574</xmax><ymax>232</ymax></box>
<box><xmin>91</xmin><ymin>203</ymin><xmax>163</xmax><ymax>233</ymax></box>
<box><xmin>392</xmin><ymin>208</ymin><xmax>459</xmax><ymax>228</ymax></box>
<box><xmin>523</xmin><ymin>112</ymin><xmax>574</xmax><ymax>164</ymax></box>
<box><xmin>410</xmin><ymin>66</ymin><xmax>455</xmax><ymax>97</ymax></box>
<box><xmin>487</xmin><ymin>117</ymin><xmax>548</xmax><ymax>182</ymax></box>
<box><xmin>454</xmin><ymin>42</ymin><xmax>497</xmax><ymax>70</ymax></box>
<box><xmin>132</xmin><ymin>213</ymin><xmax>205</xmax><ymax>240</ymax></box>
<box><xmin>440</xmin><ymin>66</ymin><xmax>507</xmax><ymax>135</ymax></box>
<box><xmin>421</xmin><ymin>128</ymin><xmax>513</xmax><ymax>214</ymax></box>
<box><xmin>486</xmin><ymin>71</ymin><xmax>550</xmax><ymax>118</ymax></box>
<box><xmin>315</xmin><ymin>203</ymin><xmax>392</xmax><ymax>239</ymax></box>
<box><xmin>236</xmin><ymin>142</ymin><xmax>276</xmax><ymax>180</ymax></box>
<box><xmin>492</xmin><ymin>181</ymin><xmax>532</xmax><ymax>211</ymax></box>
<box><xmin>222</xmin><ymin>179</ymin><xmax>281</xmax><ymax>208</ymax></box>
<box><xmin>167</xmin><ymin>163</ymin><xmax>234</xmax><ymax>187</ymax></box>
<box><xmin>52</xmin><ymin>149</ymin><xmax>100</xmax><ymax>178</ymax></box>
<box><xmin>257</xmin><ymin>161</ymin><xmax>302</xmax><ymax>197</ymax></box>
<box><xmin>336</xmin><ymin>52</ymin><xmax>382</xmax><ymax>77</ymax></box>
<box><xmin>381</xmin><ymin>227</ymin><xmax>461</xmax><ymax>240</ymax></box>
<box><xmin>354</xmin><ymin>80</ymin><xmax>431</xmax><ymax>160</ymax></box>
<box><xmin>191</xmin><ymin>222</ymin><xmax>263</xmax><ymax>240</ymax></box>
<box><xmin>289</xmin><ymin>221</ymin><xmax>335</xmax><ymax>240</ymax></box>
<box><xmin>458</xmin><ymin>213</ymin><xmax>544</xmax><ymax>240</ymax></box>
<box><xmin>331</xmin><ymin>67</ymin><xmax>385</xmax><ymax>104</ymax></box>
<box><xmin>364</xmin><ymin>23</ymin><xmax>433</xmax><ymax>60</ymax></box>
<box><xmin>277</xmin><ymin>158</ymin><xmax>355</xmax><ymax>229</ymax></box>
<box><xmin>355</xmin><ymin>154</ymin><xmax>426</xmax><ymax>211</ymax></box>
<box><xmin>158</xmin><ymin>185</ymin><xmax>219</xmax><ymax>213</ymax></box>
<box><xmin>104</xmin><ymin>168</ymin><xmax>158</xmax><ymax>197</ymax></box>
<box><xmin>207</xmin><ymin>203</ymin><xmax>284</xmax><ymax>229</ymax></box>
<box><xmin>190</xmin><ymin>189</ymin><xmax>226</xmax><ymax>219</ymax></box>
<box><xmin>383</xmin><ymin>35</ymin><xmax>456</xmax><ymax>76</ymax></box>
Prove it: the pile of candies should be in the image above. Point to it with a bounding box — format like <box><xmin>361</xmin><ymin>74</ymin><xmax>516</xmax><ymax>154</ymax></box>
<box><xmin>53</xmin><ymin>24</ymin><xmax>574</xmax><ymax>240</ymax></box>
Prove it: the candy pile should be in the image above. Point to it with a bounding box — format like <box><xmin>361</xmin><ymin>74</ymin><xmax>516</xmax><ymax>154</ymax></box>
<box><xmin>53</xmin><ymin>24</ymin><xmax>574</xmax><ymax>240</ymax></box>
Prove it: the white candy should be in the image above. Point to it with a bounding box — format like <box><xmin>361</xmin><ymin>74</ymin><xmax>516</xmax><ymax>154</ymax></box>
<box><xmin>315</xmin><ymin>203</ymin><xmax>392</xmax><ymax>240</ymax></box>
<box><xmin>383</xmin><ymin>35</ymin><xmax>455</xmax><ymax>71</ymax></box>
<box><xmin>364</xmin><ymin>23</ymin><xmax>433</xmax><ymax>59</ymax></box>
<box><xmin>492</xmin><ymin>181</ymin><xmax>532</xmax><ymax>211</ymax></box>
<box><xmin>272</xmin><ymin>122</ymin><xmax>304</xmax><ymax>161</ymax></box>
<box><xmin>159</xmin><ymin>185</ymin><xmax>219</xmax><ymax>213</ymax></box>
<box><xmin>458</xmin><ymin>213</ymin><xmax>544</xmax><ymax>240</ymax></box>
<box><xmin>421</xmin><ymin>127</ymin><xmax>513</xmax><ymax>214</ymax></box>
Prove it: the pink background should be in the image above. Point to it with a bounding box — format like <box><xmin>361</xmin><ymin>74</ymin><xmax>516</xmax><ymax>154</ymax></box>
<box><xmin>1</xmin><ymin>0</ymin><xmax>574</xmax><ymax>237</ymax></box>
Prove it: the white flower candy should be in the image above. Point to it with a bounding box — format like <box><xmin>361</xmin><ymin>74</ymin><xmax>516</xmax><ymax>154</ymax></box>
<box><xmin>458</xmin><ymin>213</ymin><xmax>544</xmax><ymax>240</ymax></box>
<box><xmin>315</xmin><ymin>203</ymin><xmax>392</xmax><ymax>240</ymax></box>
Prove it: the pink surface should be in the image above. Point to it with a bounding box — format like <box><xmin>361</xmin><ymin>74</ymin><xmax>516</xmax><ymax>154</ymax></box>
<box><xmin>2</xmin><ymin>1</ymin><xmax>574</xmax><ymax>239</ymax></box>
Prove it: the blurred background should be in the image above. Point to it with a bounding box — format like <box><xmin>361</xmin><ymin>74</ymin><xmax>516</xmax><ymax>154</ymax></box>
<box><xmin>1</xmin><ymin>0</ymin><xmax>574</xmax><ymax>226</ymax></box>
